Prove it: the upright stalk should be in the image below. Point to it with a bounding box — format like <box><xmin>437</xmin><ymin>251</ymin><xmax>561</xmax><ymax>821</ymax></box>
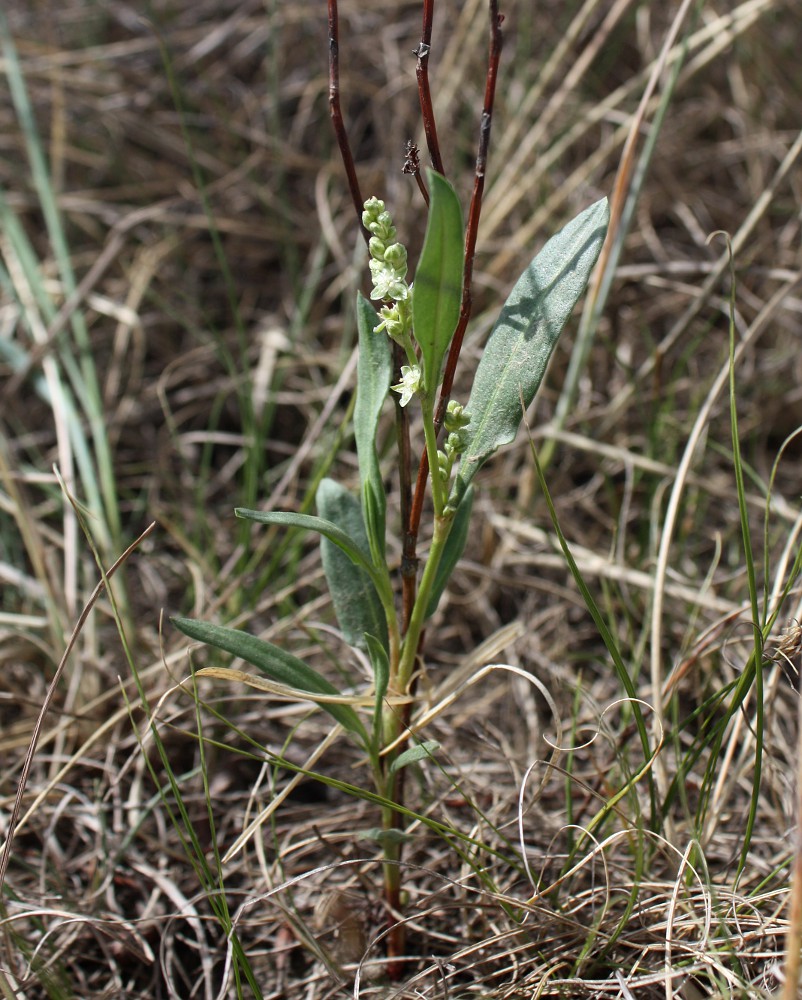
<box><xmin>326</xmin><ymin>1</ymin><xmax>504</xmax><ymax>978</ymax></box>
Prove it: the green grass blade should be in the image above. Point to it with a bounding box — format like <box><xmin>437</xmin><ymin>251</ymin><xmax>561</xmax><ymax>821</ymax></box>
<box><xmin>528</xmin><ymin>433</ymin><xmax>658</xmax><ymax>829</ymax></box>
<box><xmin>0</xmin><ymin>13</ymin><xmax>121</xmax><ymax>554</ymax></box>
<box><xmin>721</xmin><ymin>237</ymin><xmax>764</xmax><ymax>878</ymax></box>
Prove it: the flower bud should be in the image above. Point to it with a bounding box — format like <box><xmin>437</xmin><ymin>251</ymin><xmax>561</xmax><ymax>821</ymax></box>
<box><xmin>444</xmin><ymin>399</ymin><xmax>470</xmax><ymax>433</ymax></box>
<box><xmin>382</xmin><ymin>243</ymin><xmax>408</xmax><ymax>272</ymax></box>
<box><xmin>445</xmin><ymin>430</ymin><xmax>467</xmax><ymax>458</ymax></box>
<box><xmin>368</xmin><ymin>236</ymin><xmax>387</xmax><ymax>260</ymax></box>
<box><xmin>362</xmin><ymin>197</ymin><xmax>385</xmax><ymax>230</ymax></box>
<box><xmin>376</xmin><ymin>211</ymin><xmax>394</xmax><ymax>234</ymax></box>
<box><xmin>374</xmin><ymin>304</ymin><xmax>403</xmax><ymax>341</ymax></box>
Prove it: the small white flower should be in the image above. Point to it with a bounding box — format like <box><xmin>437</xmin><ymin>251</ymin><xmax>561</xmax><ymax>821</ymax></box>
<box><xmin>391</xmin><ymin>365</ymin><xmax>421</xmax><ymax>407</ymax></box>
<box><xmin>369</xmin><ymin>260</ymin><xmax>409</xmax><ymax>301</ymax></box>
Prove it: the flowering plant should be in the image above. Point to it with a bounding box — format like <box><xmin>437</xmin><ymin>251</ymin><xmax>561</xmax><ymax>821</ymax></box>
<box><xmin>173</xmin><ymin>3</ymin><xmax>608</xmax><ymax>975</ymax></box>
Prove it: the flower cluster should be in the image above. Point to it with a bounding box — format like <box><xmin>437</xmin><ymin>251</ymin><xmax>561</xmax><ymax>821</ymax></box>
<box><xmin>363</xmin><ymin>196</ymin><xmax>420</xmax><ymax>407</ymax></box>
<box><xmin>435</xmin><ymin>400</ymin><xmax>471</xmax><ymax>483</ymax></box>
<box><xmin>363</xmin><ymin>197</ymin><xmax>409</xmax><ymax>298</ymax></box>
<box><xmin>363</xmin><ymin>197</ymin><xmax>413</xmax><ymax>347</ymax></box>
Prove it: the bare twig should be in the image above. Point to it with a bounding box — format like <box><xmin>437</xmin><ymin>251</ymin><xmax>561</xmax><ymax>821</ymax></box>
<box><xmin>408</xmin><ymin>1</ymin><xmax>504</xmax><ymax>543</ymax></box>
<box><xmin>415</xmin><ymin>0</ymin><xmax>445</xmax><ymax>175</ymax></box>
<box><xmin>403</xmin><ymin>140</ymin><xmax>430</xmax><ymax>206</ymax></box>
<box><xmin>328</xmin><ymin>0</ymin><xmax>366</xmax><ymax>239</ymax></box>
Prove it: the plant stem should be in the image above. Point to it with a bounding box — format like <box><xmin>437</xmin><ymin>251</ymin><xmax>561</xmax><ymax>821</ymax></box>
<box><xmin>397</xmin><ymin>513</ymin><xmax>451</xmax><ymax>693</ymax></box>
<box><xmin>381</xmin><ymin>509</ymin><xmax>453</xmax><ymax>975</ymax></box>
<box><xmin>420</xmin><ymin>396</ymin><xmax>445</xmax><ymax>517</ymax></box>
<box><xmin>415</xmin><ymin>0</ymin><xmax>445</xmax><ymax>175</ymax></box>
<box><xmin>327</xmin><ymin>0</ymin><xmax>367</xmax><ymax>240</ymax></box>
<box><xmin>408</xmin><ymin>0</ymin><xmax>503</xmax><ymax>545</ymax></box>
<box><xmin>380</xmin><ymin>794</ymin><xmax>405</xmax><ymax>972</ymax></box>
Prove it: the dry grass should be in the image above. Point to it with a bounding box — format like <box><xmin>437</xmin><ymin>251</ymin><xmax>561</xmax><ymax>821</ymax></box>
<box><xmin>2</xmin><ymin>0</ymin><xmax>802</xmax><ymax>997</ymax></box>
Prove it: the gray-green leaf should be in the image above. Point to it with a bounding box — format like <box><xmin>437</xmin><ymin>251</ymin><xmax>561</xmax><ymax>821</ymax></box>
<box><xmin>413</xmin><ymin>170</ymin><xmax>464</xmax><ymax>396</ymax></box>
<box><xmin>355</xmin><ymin>292</ymin><xmax>392</xmax><ymax>562</ymax></box>
<box><xmin>450</xmin><ymin>197</ymin><xmax>609</xmax><ymax>507</ymax></box>
<box><xmin>172</xmin><ymin>616</ymin><xmax>367</xmax><ymax>739</ymax></box>
<box><xmin>316</xmin><ymin>478</ymin><xmax>388</xmax><ymax>653</ymax></box>
<box><xmin>388</xmin><ymin>740</ymin><xmax>440</xmax><ymax>775</ymax></box>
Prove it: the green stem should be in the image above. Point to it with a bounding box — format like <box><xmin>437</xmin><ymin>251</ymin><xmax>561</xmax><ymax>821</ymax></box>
<box><xmin>401</xmin><ymin>332</ymin><xmax>418</xmax><ymax>371</ymax></box>
<box><xmin>420</xmin><ymin>397</ymin><xmax>445</xmax><ymax>516</ymax></box>
<box><xmin>396</xmin><ymin>512</ymin><xmax>451</xmax><ymax>693</ymax></box>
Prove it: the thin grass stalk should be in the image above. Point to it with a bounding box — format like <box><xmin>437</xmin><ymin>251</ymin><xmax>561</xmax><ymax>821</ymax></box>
<box><xmin>527</xmin><ymin>429</ymin><xmax>658</xmax><ymax>831</ymax></box>
<box><xmin>0</xmin><ymin>507</ymin><xmax>155</xmax><ymax>895</ymax></box>
<box><xmin>720</xmin><ymin>237</ymin><xmax>764</xmax><ymax>879</ymax></box>
<box><xmin>191</xmin><ymin>669</ymin><xmax>249</xmax><ymax>997</ymax></box>
<box><xmin>154</xmin><ymin>29</ymin><xmax>267</xmax><ymax>574</ymax></box>
<box><xmin>541</xmin><ymin>0</ymin><xmax>695</xmax><ymax>471</ymax></box>
<box><xmin>104</xmin><ymin>603</ymin><xmax>263</xmax><ymax>992</ymax></box>
<box><xmin>781</xmin><ymin>680</ymin><xmax>802</xmax><ymax>1000</ymax></box>
<box><xmin>0</xmin><ymin>420</ymin><xmax>65</xmax><ymax>652</ymax></box>
<box><xmin>0</xmin><ymin>201</ymin><xmax>92</xmax><ymax>622</ymax></box>
<box><xmin>609</xmin><ymin>121</ymin><xmax>802</xmax><ymax>422</ymax></box>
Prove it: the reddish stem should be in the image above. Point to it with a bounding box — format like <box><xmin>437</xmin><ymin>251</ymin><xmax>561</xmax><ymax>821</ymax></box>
<box><xmin>415</xmin><ymin>0</ymin><xmax>445</xmax><ymax>174</ymax></box>
<box><xmin>328</xmin><ymin>12</ymin><xmax>411</xmax><ymax>974</ymax></box>
<box><xmin>328</xmin><ymin>1</ymin><xmax>412</xmax><ymax>607</ymax></box>
<box><xmin>408</xmin><ymin>1</ymin><xmax>504</xmax><ymax>540</ymax></box>
<box><xmin>328</xmin><ymin>0</ymin><xmax>367</xmax><ymax>240</ymax></box>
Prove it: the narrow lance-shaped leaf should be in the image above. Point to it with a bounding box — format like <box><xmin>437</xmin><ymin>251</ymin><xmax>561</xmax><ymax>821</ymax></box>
<box><xmin>317</xmin><ymin>478</ymin><xmax>388</xmax><ymax>653</ymax></box>
<box><xmin>450</xmin><ymin>197</ymin><xmax>609</xmax><ymax>508</ymax></box>
<box><xmin>172</xmin><ymin>616</ymin><xmax>368</xmax><ymax>740</ymax></box>
<box><xmin>355</xmin><ymin>291</ymin><xmax>392</xmax><ymax>563</ymax></box>
<box><xmin>235</xmin><ymin>507</ymin><xmax>387</xmax><ymax>597</ymax></box>
<box><xmin>413</xmin><ymin>170</ymin><xmax>464</xmax><ymax>396</ymax></box>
